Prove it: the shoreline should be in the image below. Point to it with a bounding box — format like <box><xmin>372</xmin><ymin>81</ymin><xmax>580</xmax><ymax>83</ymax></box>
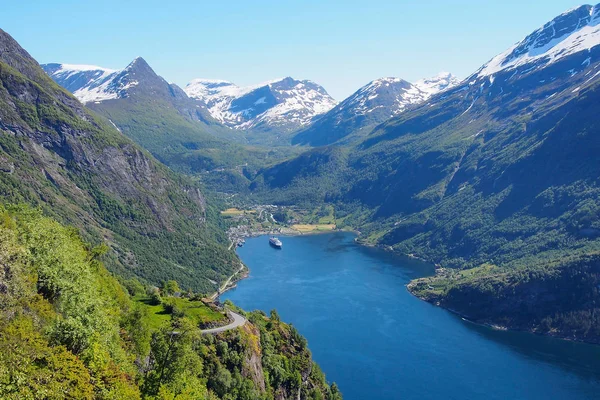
<box><xmin>219</xmin><ymin>228</ymin><xmax>357</xmax><ymax>300</ymax></box>
<box><xmin>228</xmin><ymin>225</ymin><xmax>357</xmax><ymax>247</ymax></box>
<box><xmin>224</xmin><ymin>227</ymin><xmax>600</xmax><ymax>346</ymax></box>
<box><xmin>405</xmin><ymin>283</ymin><xmax>600</xmax><ymax>346</ymax></box>
<box><xmin>211</xmin><ymin>262</ymin><xmax>248</xmax><ymax>300</ymax></box>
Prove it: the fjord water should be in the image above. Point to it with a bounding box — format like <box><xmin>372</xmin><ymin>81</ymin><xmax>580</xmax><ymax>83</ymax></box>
<box><xmin>224</xmin><ymin>232</ymin><xmax>600</xmax><ymax>400</ymax></box>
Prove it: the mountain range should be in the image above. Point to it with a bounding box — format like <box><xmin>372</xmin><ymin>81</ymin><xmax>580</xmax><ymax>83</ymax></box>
<box><xmin>292</xmin><ymin>72</ymin><xmax>460</xmax><ymax>146</ymax></box>
<box><xmin>43</xmin><ymin>62</ymin><xmax>338</xmax><ymax>137</ymax></box>
<box><xmin>184</xmin><ymin>77</ymin><xmax>337</xmax><ymax>132</ymax></box>
<box><xmin>44</xmin><ymin>57</ymin><xmax>297</xmax><ymax>177</ymax></box>
<box><xmin>43</xmin><ymin>59</ymin><xmax>457</xmax><ymax>146</ymax></box>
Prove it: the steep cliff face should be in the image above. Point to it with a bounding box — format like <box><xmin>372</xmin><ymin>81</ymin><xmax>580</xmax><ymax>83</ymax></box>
<box><xmin>0</xmin><ymin>28</ymin><xmax>236</xmax><ymax>292</ymax></box>
<box><xmin>208</xmin><ymin>309</ymin><xmax>341</xmax><ymax>400</ymax></box>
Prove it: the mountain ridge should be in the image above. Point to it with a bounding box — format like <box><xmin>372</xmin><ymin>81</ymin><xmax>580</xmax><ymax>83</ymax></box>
<box><xmin>1</xmin><ymin>28</ymin><xmax>237</xmax><ymax>292</ymax></box>
<box><xmin>292</xmin><ymin>72</ymin><xmax>459</xmax><ymax>146</ymax></box>
<box><xmin>185</xmin><ymin>76</ymin><xmax>338</xmax><ymax>133</ymax></box>
<box><xmin>475</xmin><ymin>3</ymin><xmax>600</xmax><ymax>78</ymax></box>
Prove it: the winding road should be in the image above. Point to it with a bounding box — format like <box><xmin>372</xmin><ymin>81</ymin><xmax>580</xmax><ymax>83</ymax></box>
<box><xmin>210</xmin><ymin>263</ymin><xmax>245</xmax><ymax>300</ymax></box>
<box><xmin>201</xmin><ymin>310</ymin><xmax>247</xmax><ymax>335</ymax></box>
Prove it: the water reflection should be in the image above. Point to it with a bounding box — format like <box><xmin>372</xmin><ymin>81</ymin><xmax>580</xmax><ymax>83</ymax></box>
<box><xmin>459</xmin><ymin>316</ymin><xmax>600</xmax><ymax>380</ymax></box>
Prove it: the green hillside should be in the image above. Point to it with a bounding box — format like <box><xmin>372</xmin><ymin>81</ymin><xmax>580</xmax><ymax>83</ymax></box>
<box><xmin>249</xmin><ymin>47</ymin><xmax>600</xmax><ymax>340</ymax></box>
<box><xmin>0</xmin><ymin>28</ymin><xmax>236</xmax><ymax>292</ymax></box>
<box><xmin>0</xmin><ymin>204</ymin><xmax>340</xmax><ymax>399</ymax></box>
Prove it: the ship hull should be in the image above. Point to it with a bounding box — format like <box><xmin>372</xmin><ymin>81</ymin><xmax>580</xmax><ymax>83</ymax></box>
<box><xmin>269</xmin><ymin>240</ymin><xmax>282</xmax><ymax>249</ymax></box>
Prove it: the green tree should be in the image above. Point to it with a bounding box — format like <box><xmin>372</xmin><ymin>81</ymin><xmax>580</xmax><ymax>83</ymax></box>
<box><xmin>143</xmin><ymin>319</ymin><xmax>203</xmax><ymax>397</ymax></box>
<box><xmin>0</xmin><ymin>317</ymin><xmax>94</xmax><ymax>400</ymax></box>
<box><xmin>163</xmin><ymin>280</ymin><xmax>182</xmax><ymax>296</ymax></box>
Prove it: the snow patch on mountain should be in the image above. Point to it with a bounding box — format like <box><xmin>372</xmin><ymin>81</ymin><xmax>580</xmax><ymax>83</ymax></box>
<box><xmin>413</xmin><ymin>72</ymin><xmax>461</xmax><ymax>96</ymax></box>
<box><xmin>477</xmin><ymin>4</ymin><xmax>600</xmax><ymax>77</ymax></box>
<box><xmin>74</xmin><ymin>80</ymin><xmax>134</xmax><ymax>103</ymax></box>
<box><xmin>43</xmin><ymin>62</ymin><xmax>138</xmax><ymax>104</ymax></box>
<box><xmin>186</xmin><ymin>79</ymin><xmax>259</xmax><ymax>103</ymax></box>
<box><xmin>184</xmin><ymin>77</ymin><xmax>337</xmax><ymax>130</ymax></box>
<box><xmin>337</xmin><ymin>73</ymin><xmax>460</xmax><ymax>119</ymax></box>
<box><xmin>53</xmin><ymin>64</ymin><xmax>117</xmax><ymax>74</ymax></box>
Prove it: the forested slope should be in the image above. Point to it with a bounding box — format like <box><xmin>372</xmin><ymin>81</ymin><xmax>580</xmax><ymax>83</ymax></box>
<box><xmin>0</xmin><ymin>204</ymin><xmax>341</xmax><ymax>399</ymax></box>
<box><xmin>249</xmin><ymin>6</ymin><xmax>600</xmax><ymax>340</ymax></box>
<box><xmin>0</xmin><ymin>28</ymin><xmax>236</xmax><ymax>292</ymax></box>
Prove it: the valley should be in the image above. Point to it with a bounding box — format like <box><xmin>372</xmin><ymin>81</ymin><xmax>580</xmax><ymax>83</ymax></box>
<box><xmin>38</xmin><ymin>3</ymin><xmax>600</xmax><ymax>345</ymax></box>
<box><xmin>3</xmin><ymin>1</ymin><xmax>600</xmax><ymax>399</ymax></box>
<box><xmin>221</xmin><ymin>203</ymin><xmax>341</xmax><ymax>247</ymax></box>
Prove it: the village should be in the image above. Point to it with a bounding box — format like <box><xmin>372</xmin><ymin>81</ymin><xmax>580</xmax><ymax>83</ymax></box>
<box><xmin>220</xmin><ymin>204</ymin><xmax>339</xmax><ymax>248</ymax></box>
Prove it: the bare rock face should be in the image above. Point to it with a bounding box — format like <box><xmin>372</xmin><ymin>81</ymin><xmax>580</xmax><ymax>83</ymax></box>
<box><xmin>240</xmin><ymin>324</ymin><xmax>266</xmax><ymax>393</ymax></box>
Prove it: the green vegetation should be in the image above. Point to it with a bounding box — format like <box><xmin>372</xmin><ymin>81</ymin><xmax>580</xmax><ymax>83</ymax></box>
<box><xmin>409</xmin><ymin>253</ymin><xmax>600</xmax><ymax>343</ymax></box>
<box><xmin>84</xmin><ymin>70</ymin><xmax>301</xmax><ymax>195</ymax></box>
<box><xmin>0</xmin><ymin>204</ymin><xmax>341</xmax><ymax>399</ymax></box>
<box><xmin>0</xmin><ymin>29</ymin><xmax>339</xmax><ymax>399</ymax></box>
<box><xmin>0</xmin><ymin>204</ymin><xmax>140</xmax><ymax>399</ymax></box>
<box><xmin>0</xmin><ymin>30</ymin><xmax>238</xmax><ymax>293</ymax></box>
<box><xmin>133</xmin><ymin>296</ymin><xmax>172</xmax><ymax>331</ymax></box>
<box><xmin>246</xmin><ymin>56</ymin><xmax>600</xmax><ymax>341</ymax></box>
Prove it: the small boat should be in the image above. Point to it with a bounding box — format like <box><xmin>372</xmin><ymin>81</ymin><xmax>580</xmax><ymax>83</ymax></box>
<box><xmin>269</xmin><ymin>236</ymin><xmax>282</xmax><ymax>249</ymax></box>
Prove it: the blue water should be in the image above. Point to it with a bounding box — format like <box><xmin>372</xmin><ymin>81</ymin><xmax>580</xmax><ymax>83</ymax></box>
<box><xmin>223</xmin><ymin>232</ymin><xmax>600</xmax><ymax>400</ymax></box>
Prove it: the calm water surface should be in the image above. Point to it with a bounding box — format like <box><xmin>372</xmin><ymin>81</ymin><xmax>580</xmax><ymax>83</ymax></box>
<box><xmin>223</xmin><ymin>232</ymin><xmax>600</xmax><ymax>400</ymax></box>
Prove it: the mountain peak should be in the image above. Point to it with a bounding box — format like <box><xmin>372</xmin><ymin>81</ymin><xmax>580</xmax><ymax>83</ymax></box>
<box><xmin>126</xmin><ymin>56</ymin><xmax>149</xmax><ymax>69</ymax></box>
<box><xmin>184</xmin><ymin>76</ymin><xmax>336</xmax><ymax>131</ymax></box>
<box><xmin>42</xmin><ymin>58</ymin><xmax>149</xmax><ymax>103</ymax></box>
<box><xmin>414</xmin><ymin>72</ymin><xmax>460</xmax><ymax>95</ymax></box>
<box><xmin>477</xmin><ymin>3</ymin><xmax>600</xmax><ymax>77</ymax></box>
<box><xmin>124</xmin><ymin>56</ymin><xmax>156</xmax><ymax>78</ymax></box>
<box><xmin>371</xmin><ymin>77</ymin><xmax>409</xmax><ymax>85</ymax></box>
<box><xmin>334</xmin><ymin>73</ymin><xmax>455</xmax><ymax>119</ymax></box>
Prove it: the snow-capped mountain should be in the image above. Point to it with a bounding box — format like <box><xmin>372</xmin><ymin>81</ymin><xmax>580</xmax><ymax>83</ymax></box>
<box><xmin>476</xmin><ymin>4</ymin><xmax>600</xmax><ymax>78</ymax></box>
<box><xmin>185</xmin><ymin>77</ymin><xmax>337</xmax><ymax>132</ymax></box>
<box><xmin>417</xmin><ymin>3</ymin><xmax>600</xmax><ymax>118</ymax></box>
<box><xmin>43</xmin><ymin>58</ymin><xmax>216</xmax><ymax>124</ymax></box>
<box><xmin>43</xmin><ymin>60</ymin><xmax>145</xmax><ymax>104</ymax></box>
<box><xmin>413</xmin><ymin>72</ymin><xmax>461</xmax><ymax>96</ymax></box>
<box><xmin>292</xmin><ymin>72</ymin><xmax>459</xmax><ymax>146</ymax></box>
<box><xmin>336</xmin><ymin>72</ymin><xmax>459</xmax><ymax>119</ymax></box>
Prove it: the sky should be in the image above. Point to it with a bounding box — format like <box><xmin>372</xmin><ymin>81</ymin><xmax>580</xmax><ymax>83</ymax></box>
<box><xmin>1</xmin><ymin>0</ymin><xmax>587</xmax><ymax>100</ymax></box>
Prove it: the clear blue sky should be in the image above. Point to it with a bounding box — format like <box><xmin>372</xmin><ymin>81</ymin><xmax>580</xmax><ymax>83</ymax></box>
<box><xmin>1</xmin><ymin>0</ymin><xmax>586</xmax><ymax>100</ymax></box>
